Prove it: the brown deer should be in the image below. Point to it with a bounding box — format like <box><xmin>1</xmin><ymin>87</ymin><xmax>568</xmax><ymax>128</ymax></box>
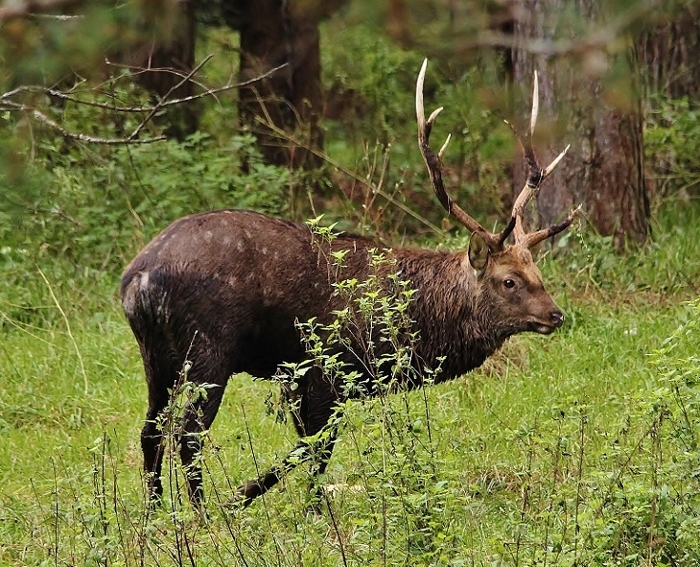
<box><xmin>121</xmin><ymin>59</ymin><xmax>580</xmax><ymax>508</ymax></box>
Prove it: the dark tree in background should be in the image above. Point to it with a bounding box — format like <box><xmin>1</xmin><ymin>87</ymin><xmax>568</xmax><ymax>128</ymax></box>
<box><xmin>223</xmin><ymin>0</ymin><xmax>348</xmax><ymax>169</ymax></box>
<box><xmin>637</xmin><ymin>1</ymin><xmax>700</xmax><ymax>199</ymax></box>
<box><xmin>127</xmin><ymin>0</ymin><xmax>198</xmax><ymax>139</ymax></box>
<box><xmin>637</xmin><ymin>1</ymin><xmax>700</xmax><ymax>102</ymax></box>
<box><xmin>510</xmin><ymin>0</ymin><xmax>650</xmax><ymax>246</ymax></box>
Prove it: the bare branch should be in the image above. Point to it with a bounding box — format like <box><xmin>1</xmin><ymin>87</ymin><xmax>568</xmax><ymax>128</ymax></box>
<box><xmin>0</xmin><ymin>0</ymin><xmax>82</xmax><ymax>23</ymax></box>
<box><xmin>137</xmin><ymin>63</ymin><xmax>288</xmax><ymax>109</ymax></box>
<box><xmin>29</xmin><ymin>107</ymin><xmax>166</xmax><ymax>145</ymax></box>
<box><xmin>1</xmin><ymin>63</ymin><xmax>287</xmax><ymax>113</ymax></box>
<box><xmin>126</xmin><ymin>54</ymin><xmax>214</xmax><ymax>141</ymax></box>
<box><xmin>0</xmin><ymin>61</ymin><xmax>288</xmax><ymax>145</ymax></box>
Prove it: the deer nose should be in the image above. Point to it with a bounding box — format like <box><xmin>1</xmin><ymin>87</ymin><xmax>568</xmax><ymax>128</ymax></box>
<box><xmin>551</xmin><ymin>310</ymin><xmax>564</xmax><ymax>328</ymax></box>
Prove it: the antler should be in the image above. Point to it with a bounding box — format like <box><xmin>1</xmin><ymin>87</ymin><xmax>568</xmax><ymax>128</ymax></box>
<box><xmin>506</xmin><ymin>71</ymin><xmax>581</xmax><ymax>248</ymax></box>
<box><xmin>416</xmin><ymin>59</ymin><xmax>580</xmax><ymax>251</ymax></box>
<box><xmin>416</xmin><ymin>59</ymin><xmax>511</xmax><ymax>251</ymax></box>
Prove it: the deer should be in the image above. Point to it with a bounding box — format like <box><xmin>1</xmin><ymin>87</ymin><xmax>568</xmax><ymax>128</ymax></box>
<box><xmin>120</xmin><ymin>59</ymin><xmax>580</xmax><ymax>509</ymax></box>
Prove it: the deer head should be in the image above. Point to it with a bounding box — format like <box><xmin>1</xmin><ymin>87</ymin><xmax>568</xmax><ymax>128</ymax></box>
<box><xmin>416</xmin><ymin>59</ymin><xmax>581</xmax><ymax>335</ymax></box>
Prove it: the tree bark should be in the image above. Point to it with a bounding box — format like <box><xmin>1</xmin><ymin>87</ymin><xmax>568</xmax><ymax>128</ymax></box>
<box><xmin>128</xmin><ymin>0</ymin><xmax>199</xmax><ymax>139</ymax></box>
<box><xmin>637</xmin><ymin>1</ymin><xmax>700</xmax><ymax>102</ymax></box>
<box><xmin>235</xmin><ymin>0</ymin><xmax>328</xmax><ymax>169</ymax></box>
<box><xmin>511</xmin><ymin>0</ymin><xmax>650</xmax><ymax>247</ymax></box>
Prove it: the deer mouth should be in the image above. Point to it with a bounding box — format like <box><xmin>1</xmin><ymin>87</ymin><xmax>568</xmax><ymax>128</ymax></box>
<box><xmin>529</xmin><ymin>321</ymin><xmax>558</xmax><ymax>335</ymax></box>
<box><xmin>529</xmin><ymin>311</ymin><xmax>564</xmax><ymax>334</ymax></box>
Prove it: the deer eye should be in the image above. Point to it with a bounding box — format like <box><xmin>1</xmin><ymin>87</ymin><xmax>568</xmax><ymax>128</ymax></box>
<box><xmin>504</xmin><ymin>278</ymin><xmax>516</xmax><ymax>289</ymax></box>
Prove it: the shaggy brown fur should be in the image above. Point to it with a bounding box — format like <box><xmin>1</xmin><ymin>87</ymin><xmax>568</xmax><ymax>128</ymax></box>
<box><xmin>121</xmin><ymin>209</ymin><xmax>564</xmax><ymax>506</ymax></box>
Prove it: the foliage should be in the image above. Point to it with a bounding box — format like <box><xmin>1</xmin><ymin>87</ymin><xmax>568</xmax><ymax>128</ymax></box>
<box><xmin>645</xmin><ymin>94</ymin><xmax>700</xmax><ymax>198</ymax></box>
<box><xmin>591</xmin><ymin>297</ymin><xmax>700</xmax><ymax>566</ymax></box>
<box><xmin>1</xmin><ymin>115</ymin><xmax>291</xmax><ymax>274</ymax></box>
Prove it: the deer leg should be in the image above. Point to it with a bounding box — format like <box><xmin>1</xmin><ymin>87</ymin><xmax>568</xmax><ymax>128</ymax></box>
<box><xmin>237</xmin><ymin>376</ymin><xmax>343</xmax><ymax>506</ymax></box>
<box><xmin>236</xmin><ymin>438</ymin><xmax>313</xmax><ymax>504</ymax></box>
<box><xmin>306</xmin><ymin>420</ymin><xmax>341</xmax><ymax>509</ymax></box>
<box><xmin>178</xmin><ymin>381</ymin><xmax>225</xmax><ymax>507</ymax></box>
<box><xmin>236</xmin><ymin>416</ymin><xmax>342</xmax><ymax>506</ymax></box>
<box><xmin>142</xmin><ymin>395</ymin><xmax>169</xmax><ymax>503</ymax></box>
<box><xmin>140</xmin><ymin>350</ymin><xmax>178</xmax><ymax>505</ymax></box>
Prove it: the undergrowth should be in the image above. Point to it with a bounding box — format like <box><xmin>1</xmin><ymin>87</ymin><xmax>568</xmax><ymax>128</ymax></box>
<box><xmin>1</xmin><ymin>206</ymin><xmax>699</xmax><ymax>565</ymax></box>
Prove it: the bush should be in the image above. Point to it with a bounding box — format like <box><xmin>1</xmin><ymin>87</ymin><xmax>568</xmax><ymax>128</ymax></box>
<box><xmin>645</xmin><ymin>95</ymin><xmax>700</xmax><ymax>198</ymax></box>
<box><xmin>1</xmin><ymin>128</ymin><xmax>292</xmax><ymax>272</ymax></box>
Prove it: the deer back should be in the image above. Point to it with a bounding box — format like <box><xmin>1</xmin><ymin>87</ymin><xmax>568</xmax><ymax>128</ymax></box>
<box><xmin>121</xmin><ymin>210</ymin><xmax>383</xmax><ymax>378</ymax></box>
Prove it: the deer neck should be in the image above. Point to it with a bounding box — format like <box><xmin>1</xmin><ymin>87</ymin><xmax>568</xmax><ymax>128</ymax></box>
<box><xmin>394</xmin><ymin>249</ymin><xmax>508</xmax><ymax>381</ymax></box>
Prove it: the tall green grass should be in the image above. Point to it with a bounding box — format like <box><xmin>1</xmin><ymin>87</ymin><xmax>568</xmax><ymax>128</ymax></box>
<box><xmin>1</xmin><ymin>202</ymin><xmax>698</xmax><ymax>566</ymax></box>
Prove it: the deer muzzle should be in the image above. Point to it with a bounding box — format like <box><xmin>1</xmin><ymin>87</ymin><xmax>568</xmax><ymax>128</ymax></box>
<box><xmin>550</xmin><ymin>310</ymin><xmax>564</xmax><ymax>328</ymax></box>
<box><xmin>529</xmin><ymin>308</ymin><xmax>565</xmax><ymax>335</ymax></box>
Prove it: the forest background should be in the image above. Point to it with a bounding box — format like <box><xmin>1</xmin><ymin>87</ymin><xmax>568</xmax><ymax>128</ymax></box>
<box><xmin>1</xmin><ymin>0</ymin><xmax>700</xmax><ymax>565</ymax></box>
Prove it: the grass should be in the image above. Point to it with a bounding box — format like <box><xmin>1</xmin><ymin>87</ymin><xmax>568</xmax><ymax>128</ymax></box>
<box><xmin>0</xmin><ymin>202</ymin><xmax>699</xmax><ymax>566</ymax></box>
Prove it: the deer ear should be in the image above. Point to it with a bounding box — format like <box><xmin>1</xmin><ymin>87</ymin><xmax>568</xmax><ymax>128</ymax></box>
<box><xmin>468</xmin><ymin>232</ymin><xmax>490</xmax><ymax>271</ymax></box>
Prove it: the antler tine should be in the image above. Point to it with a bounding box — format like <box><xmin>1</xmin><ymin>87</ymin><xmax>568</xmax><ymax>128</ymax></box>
<box><xmin>510</xmin><ymin>145</ymin><xmax>570</xmax><ymax>223</ymax></box>
<box><xmin>507</xmin><ymin>71</ymin><xmax>577</xmax><ymax>249</ymax></box>
<box><xmin>522</xmin><ymin>204</ymin><xmax>582</xmax><ymax>248</ymax></box>
<box><xmin>529</xmin><ymin>70</ymin><xmax>539</xmax><ymax>137</ymax></box>
<box><xmin>416</xmin><ymin>59</ymin><xmax>502</xmax><ymax>250</ymax></box>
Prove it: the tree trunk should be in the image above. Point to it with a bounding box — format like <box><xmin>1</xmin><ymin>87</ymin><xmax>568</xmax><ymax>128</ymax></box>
<box><xmin>130</xmin><ymin>0</ymin><xmax>199</xmax><ymax>139</ymax></box>
<box><xmin>637</xmin><ymin>1</ymin><xmax>700</xmax><ymax>102</ymax></box>
<box><xmin>637</xmin><ymin>1</ymin><xmax>700</xmax><ymax>199</ymax></box>
<box><xmin>511</xmin><ymin>0</ymin><xmax>650</xmax><ymax>247</ymax></box>
<box><xmin>236</xmin><ymin>0</ymin><xmax>324</xmax><ymax>169</ymax></box>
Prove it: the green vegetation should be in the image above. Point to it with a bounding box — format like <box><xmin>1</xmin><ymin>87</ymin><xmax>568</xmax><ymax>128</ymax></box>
<box><xmin>2</xmin><ymin>14</ymin><xmax>700</xmax><ymax>567</ymax></box>
<box><xmin>1</xmin><ymin>206</ymin><xmax>699</xmax><ymax>566</ymax></box>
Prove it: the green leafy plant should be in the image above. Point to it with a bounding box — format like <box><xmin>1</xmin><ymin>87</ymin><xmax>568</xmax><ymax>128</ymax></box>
<box><xmin>645</xmin><ymin>94</ymin><xmax>700</xmax><ymax>198</ymax></box>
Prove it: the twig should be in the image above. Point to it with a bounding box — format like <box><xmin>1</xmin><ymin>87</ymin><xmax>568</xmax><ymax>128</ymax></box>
<box><xmin>102</xmin><ymin>60</ymin><xmax>288</xmax><ymax>110</ymax></box>
<box><xmin>127</xmin><ymin>54</ymin><xmax>214</xmax><ymax>141</ymax></box>
<box><xmin>323</xmin><ymin>493</ymin><xmax>349</xmax><ymax>567</ymax></box>
<box><xmin>38</xmin><ymin>268</ymin><xmax>89</xmax><ymax>394</ymax></box>
<box><xmin>0</xmin><ymin>61</ymin><xmax>287</xmax><ymax>145</ymax></box>
<box><xmin>0</xmin><ymin>0</ymin><xmax>82</xmax><ymax>23</ymax></box>
<box><xmin>31</xmin><ymin>107</ymin><xmax>166</xmax><ymax>145</ymax></box>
